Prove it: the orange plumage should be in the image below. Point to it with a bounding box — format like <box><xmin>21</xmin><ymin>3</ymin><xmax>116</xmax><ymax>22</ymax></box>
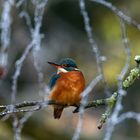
<box><xmin>48</xmin><ymin>58</ymin><xmax>85</xmax><ymax>119</ymax></box>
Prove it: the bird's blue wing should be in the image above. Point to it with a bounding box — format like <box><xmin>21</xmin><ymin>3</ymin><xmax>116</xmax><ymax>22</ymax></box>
<box><xmin>49</xmin><ymin>74</ymin><xmax>60</xmax><ymax>89</ymax></box>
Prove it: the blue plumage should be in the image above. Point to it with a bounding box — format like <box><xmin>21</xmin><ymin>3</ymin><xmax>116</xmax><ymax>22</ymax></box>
<box><xmin>49</xmin><ymin>74</ymin><xmax>60</xmax><ymax>89</ymax></box>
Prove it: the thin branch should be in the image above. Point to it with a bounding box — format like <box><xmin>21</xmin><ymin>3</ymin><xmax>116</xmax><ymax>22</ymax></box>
<box><xmin>90</xmin><ymin>0</ymin><xmax>140</xmax><ymax>30</ymax></box>
<box><xmin>72</xmin><ymin>74</ymin><xmax>103</xmax><ymax>140</ymax></box>
<box><xmin>97</xmin><ymin>92</ymin><xmax>117</xmax><ymax>129</ymax></box>
<box><xmin>118</xmin><ymin>19</ymin><xmax>131</xmax><ymax>81</ymax></box>
<box><xmin>0</xmin><ymin>0</ymin><xmax>14</xmax><ymax>78</ymax></box>
<box><xmin>117</xmin><ymin>111</ymin><xmax>140</xmax><ymax>124</ymax></box>
<box><xmin>103</xmin><ymin>57</ymin><xmax>139</xmax><ymax>140</ymax></box>
<box><xmin>104</xmin><ymin>18</ymin><xmax>131</xmax><ymax>140</ymax></box>
<box><xmin>11</xmin><ymin>42</ymin><xmax>33</xmax><ymax>103</ymax></box>
<box><xmin>12</xmin><ymin>1</ymin><xmax>48</xmax><ymax>140</ymax></box>
<box><xmin>0</xmin><ymin>0</ymin><xmax>14</xmax><ymax>50</ymax></box>
<box><xmin>0</xmin><ymin>98</ymin><xmax>108</xmax><ymax>118</ymax></box>
<box><xmin>80</xmin><ymin>0</ymin><xmax>109</xmax><ymax>95</ymax></box>
<box><xmin>73</xmin><ymin>1</ymin><xmax>109</xmax><ymax>139</ymax></box>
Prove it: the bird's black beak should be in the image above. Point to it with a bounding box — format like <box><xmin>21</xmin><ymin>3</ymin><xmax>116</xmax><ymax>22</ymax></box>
<box><xmin>48</xmin><ymin>62</ymin><xmax>61</xmax><ymax>68</ymax></box>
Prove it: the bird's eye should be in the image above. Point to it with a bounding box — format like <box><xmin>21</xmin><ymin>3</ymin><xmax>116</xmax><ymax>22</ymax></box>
<box><xmin>62</xmin><ymin>64</ymin><xmax>68</xmax><ymax>67</ymax></box>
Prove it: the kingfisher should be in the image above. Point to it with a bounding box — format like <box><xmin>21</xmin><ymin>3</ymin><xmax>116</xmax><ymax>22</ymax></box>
<box><xmin>48</xmin><ymin>58</ymin><xmax>85</xmax><ymax>119</ymax></box>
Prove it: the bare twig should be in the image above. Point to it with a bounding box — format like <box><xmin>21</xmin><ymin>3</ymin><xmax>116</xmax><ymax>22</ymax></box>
<box><xmin>90</xmin><ymin>0</ymin><xmax>140</xmax><ymax>30</ymax></box>
<box><xmin>72</xmin><ymin>74</ymin><xmax>103</xmax><ymax>140</ymax></box>
<box><xmin>0</xmin><ymin>99</ymin><xmax>105</xmax><ymax>118</ymax></box>
<box><xmin>103</xmin><ymin>18</ymin><xmax>131</xmax><ymax>140</ymax></box>
<box><xmin>11</xmin><ymin>1</ymin><xmax>48</xmax><ymax>140</ymax></box>
<box><xmin>79</xmin><ymin>0</ymin><xmax>109</xmax><ymax>95</ymax></box>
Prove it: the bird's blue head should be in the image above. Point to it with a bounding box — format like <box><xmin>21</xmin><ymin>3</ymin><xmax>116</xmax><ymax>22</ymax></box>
<box><xmin>48</xmin><ymin>58</ymin><xmax>79</xmax><ymax>73</ymax></box>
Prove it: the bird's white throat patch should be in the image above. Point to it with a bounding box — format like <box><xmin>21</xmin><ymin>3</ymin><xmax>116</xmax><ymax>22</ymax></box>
<box><xmin>57</xmin><ymin>67</ymin><xmax>68</xmax><ymax>74</ymax></box>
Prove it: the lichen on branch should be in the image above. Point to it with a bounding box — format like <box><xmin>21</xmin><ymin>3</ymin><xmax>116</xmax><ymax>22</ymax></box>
<box><xmin>123</xmin><ymin>55</ymin><xmax>140</xmax><ymax>88</ymax></box>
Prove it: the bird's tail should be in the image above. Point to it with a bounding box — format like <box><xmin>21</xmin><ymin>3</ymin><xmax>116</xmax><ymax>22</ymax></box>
<box><xmin>53</xmin><ymin>106</ymin><xmax>64</xmax><ymax>119</ymax></box>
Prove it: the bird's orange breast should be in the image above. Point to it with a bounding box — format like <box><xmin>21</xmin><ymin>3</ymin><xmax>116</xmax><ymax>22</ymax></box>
<box><xmin>49</xmin><ymin>71</ymin><xmax>85</xmax><ymax>105</ymax></box>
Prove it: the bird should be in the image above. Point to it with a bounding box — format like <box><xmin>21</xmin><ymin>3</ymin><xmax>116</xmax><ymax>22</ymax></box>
<box><xmin>48</xmin><ymin>58</ymin><xmax>85</xmax><ymax>119</ymax></box>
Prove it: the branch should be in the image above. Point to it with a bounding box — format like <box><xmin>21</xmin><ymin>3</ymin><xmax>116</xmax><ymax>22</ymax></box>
<box><xmin>123</xmin><ymin>55</ymin><xmax>140</xmax><ymax>88</ymax></box>
<box><xmin>0</xmin><ymin>98</ymin><xmax>106</xmax><ymax>118</ymax></box>
<box><xmin>0</xmin><ymin>100</ymin><xmax>63</xmax><ymax>117</ymax></box>
<box><xmin>97</xmin><ymin>55</ymin><xmax>140</xmax><ymax>129</ymax></box>
<box><xmin>90</xmin><ymin>0</ymin><xmax>140</xmax><ymax>30</ymax></box>
<box><xmin>0</xmin><ymin>56</ymin><xmax>140</xmax><ymax>129</ymax></box>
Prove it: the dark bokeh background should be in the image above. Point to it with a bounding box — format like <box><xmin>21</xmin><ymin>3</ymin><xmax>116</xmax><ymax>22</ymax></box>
<box><xmin>0</xmin><ymin>0</ymin><xmax>140</xmax><ymax>140</ymax></box>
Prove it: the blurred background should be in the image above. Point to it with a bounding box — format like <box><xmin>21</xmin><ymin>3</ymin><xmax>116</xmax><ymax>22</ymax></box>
<box><xmin>0</xmin><ymin>0</ymin><xmax>140</xmax><ymax>140</ymax></box>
